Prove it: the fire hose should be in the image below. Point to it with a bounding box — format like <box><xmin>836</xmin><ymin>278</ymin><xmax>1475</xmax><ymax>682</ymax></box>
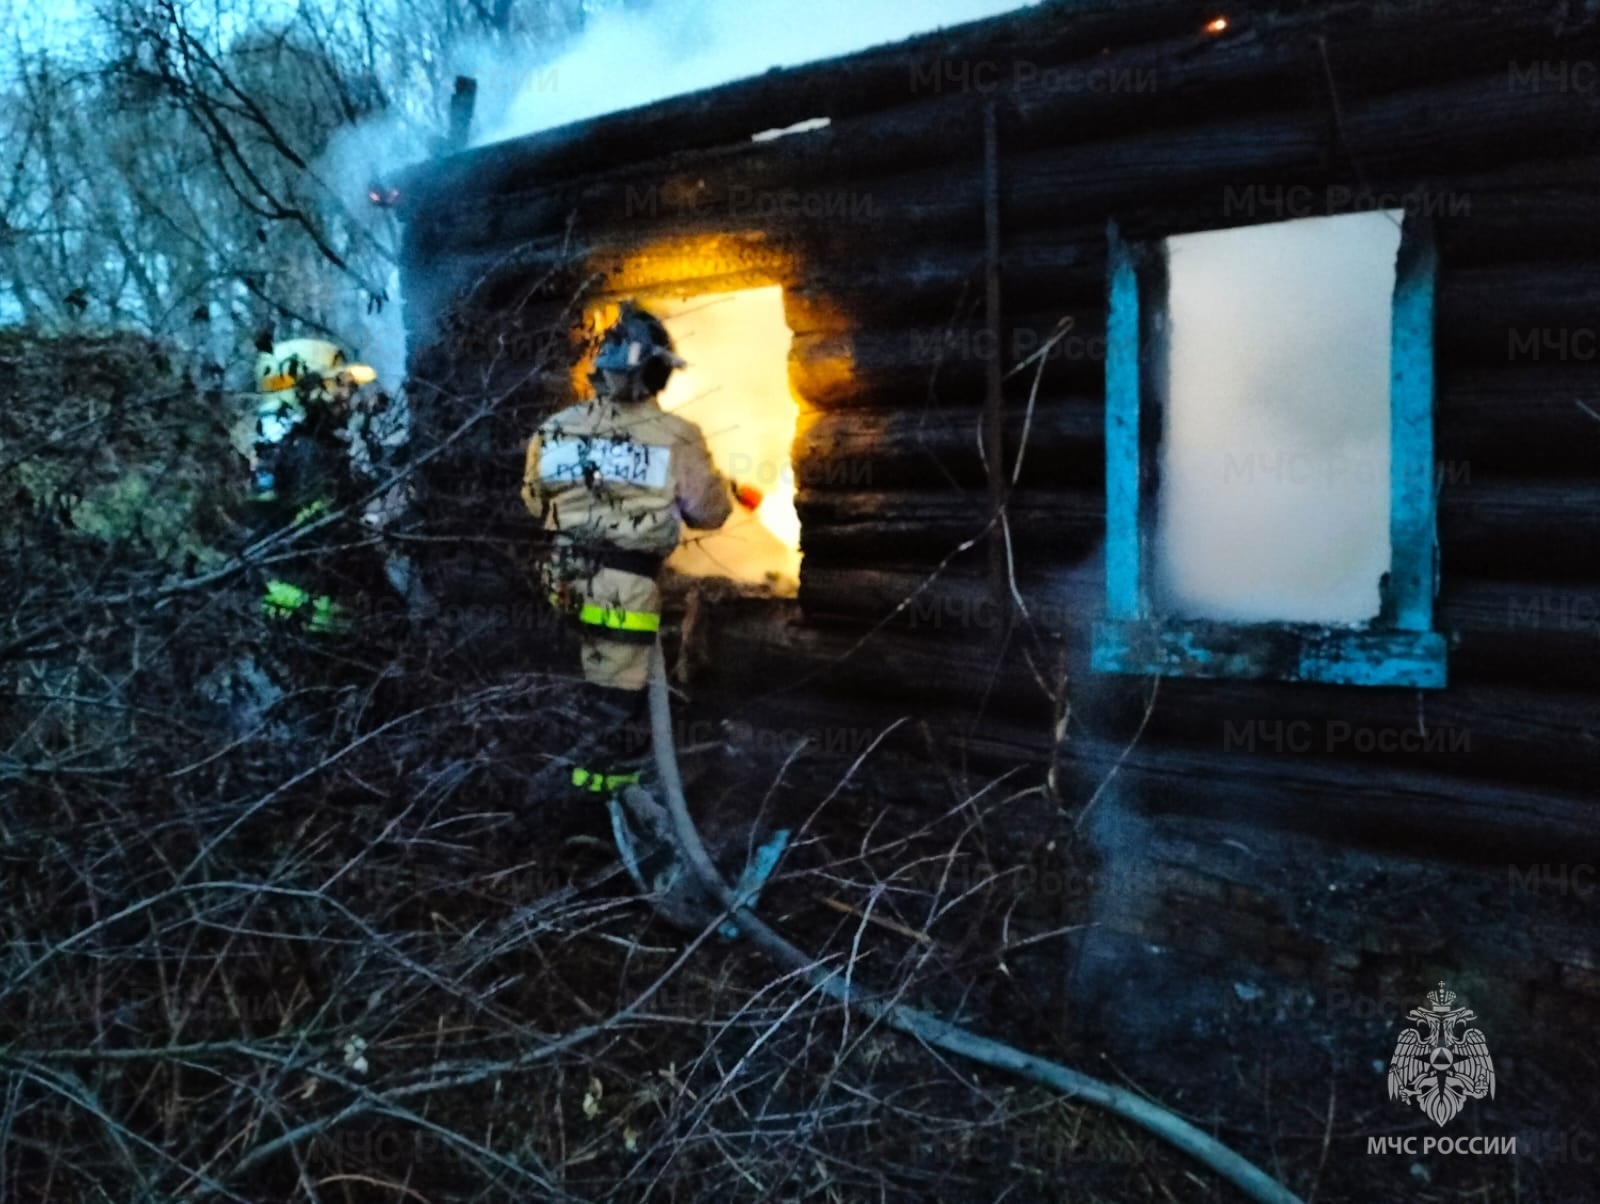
<box><xmin>641</xmin><ymin>641</ymin><xmax>1304</xmax><ymax>1204</ymax></box>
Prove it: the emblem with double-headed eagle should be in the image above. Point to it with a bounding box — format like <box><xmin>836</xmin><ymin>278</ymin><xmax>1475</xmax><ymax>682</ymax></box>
<box><xmin>1386</xmin><ymin>981</ymin><xmax>1495</xmax><ymax>1128</ymax></box>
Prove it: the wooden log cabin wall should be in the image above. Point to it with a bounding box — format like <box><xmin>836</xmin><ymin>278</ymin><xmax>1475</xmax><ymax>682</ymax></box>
<box><xmin>398</xmin><ymin>0</ymin><xmax>1600</xmax><ymax>903</ymax></box>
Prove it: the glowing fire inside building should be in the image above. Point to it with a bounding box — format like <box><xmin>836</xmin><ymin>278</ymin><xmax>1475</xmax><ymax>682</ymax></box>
<box><xmin>585</xmin><ymin>286</ymin><xmax>803</xmax><ymax>594</ymax></box>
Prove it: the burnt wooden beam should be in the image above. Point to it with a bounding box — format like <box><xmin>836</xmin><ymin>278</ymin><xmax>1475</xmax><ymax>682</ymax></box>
<box><xmin>789</xmin><ymin>361</ymin><xmax>1596</xmax><ymax>487</ymax></box>
<box><xmin>404</xmin><ymin>222</ymin><xmax>1085</xmax><ymax>349</ymax></box>
<box><xmin>779</xmin><ymin>254</ymin><xmax>1595</xmax><ymax>411</ymax></box>
<box><xmin>411</xmin><ymin>51</ymin><xmax>1600</xmax><ymax>268</ymax></box>
<box><xmin>1059</xmin><ymin>740</ymin><xmax>1600</xmax><ymax>863</ymax></box>
<box><xmin>794</xmin><ymin>477</ymin><xmax>1600</xmax><ymax>582</ymax></box>
<box><xmin>783</xmin><ymin>228</ymin><xmax>1107</xmax><ymax>335</ymax></box>
<box><xmin>797</xmin><ymin>565</ymin><xmax>1600</xmax><ymax>692</ymax></box>
<box><xmin>796</xmin><ymin>487</ymin><xmax>1104</xmax><ymax>565</ymax></box>
<box><xmin>398</xmin><ymin>0</ymin><xmax>1213</xmax><ymax>208</ymax></box>
<box><xmin>1437</xmin><ymin>362</ymin><xmax>1600</xmax><ymax>477</ymax></box>
<box><xmin>1099</xmin><ymin>157</ymin><xmax>1600</xmax><ymax>266</ymax></box>
<box><xmin>704</xmin><ymin>597</ymin><xmax>1599</xmax><ymax>792</ymax></box>
<box><xmin>404</xmin><ymin>0</ymin><xmax>1591</xmax><ymax>253</ymax></box>
<box><xmin>1437</xmin><ymin>262</ymin><xmax>1600</xmax><ymax>363</ymax></box>
<box><xmin>704</xmin><ymin>597</ymin><xmax>1062</xmax><ymax>719</ymax></box>
<box><xmin>786</xmin><ymin>360</ymin><xmax>1595</xmax><ymax>494</ymax></box>
<box><xmin>790</xmin><ymin>158</ymin><xmax>1600</xmax><ymax>276</ymax></box>
<box><xmin>789</xmin><ymin>310</ymin><xmax>1104</xmax><ymax>410</ymax></box>
<box><xmin>1086</xmin><ymin>675</ymin><xmax>1598</xmax><ymax>795</ymax></box>
<box><xmin>1436</xmin><ymin>577</ymin><xmax>1600</xmax><ymax>691</ymax></box>
<box><xmin>1434</xmin><ymin>156</ymin><xmax>1600</xmax><ymax>267</ymax></box>
<box><xmin>404</xmin><ymin>173</ymin><xmax>1597</xmax><ymax>366</ymax></box>
<box><xmin>793</xmin><ymin>401</ymin><xmax>1102</xmax><ymax>490</ymax></box>
<box><xmin>694</xmin><ymin>651</ymin><xmax>1600</xmax><ymax>863</ymax></box>
<box><xmin>1002</xmin><ymin>74</ymin><xmax>1600</xmax><ymax>236</ymax></box>
<box><xmin>474</xmin><ymin>154</ymin><xmax>1598</xmax><ymax>299</ymax></box>
<box><xmin>401</xmin><ymin>245</ymin><xmax>1598</xmax><ymax>430</ymax></box>
<box><xmin>798</xmin><ymin>564</ymin><xmax>1098</xmax><ymax>639</ymax></box>
<box><xmin>1438</xmin><ymin>479</ymin><xmax>1600</xmax><ymax>581</ymax></box>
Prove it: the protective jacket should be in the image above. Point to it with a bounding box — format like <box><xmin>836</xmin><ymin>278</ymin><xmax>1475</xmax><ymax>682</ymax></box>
<box><xmin>523</xmin><ymin>394</ymin><xmax>732</xmax><ymax>693</ymax></box>
<box><xmin>250</xmin><ymin>396</ymin><xmax>352</xmax><ymax>524</ymax></box>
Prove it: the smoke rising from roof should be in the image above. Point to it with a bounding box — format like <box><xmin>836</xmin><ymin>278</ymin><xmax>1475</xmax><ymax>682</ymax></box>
<box><xmin>309</xmin><ymin>116</ymin><xmax>432</xmax><ymax>393</ymax></box>
<box><xmin>342</xmin><ymin>0</ymin><xmax>1039</xmax><ymax>430</ymax></box>
<box><xmin>471</xmin><ymin>0</ymin><xmax>1041</xmax><ymax>147</ymax></box>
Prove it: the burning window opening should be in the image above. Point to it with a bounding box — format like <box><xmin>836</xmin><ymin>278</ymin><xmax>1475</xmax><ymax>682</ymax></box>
<box><xmin>584</xmin><ymin>285</ymin><xmax>803</xmax><ymax>595</ymax></box>
<box><xmin>1154</xmin><ymin>209</ymin><xmax>1404</xmax><ymax>624</ymax></box>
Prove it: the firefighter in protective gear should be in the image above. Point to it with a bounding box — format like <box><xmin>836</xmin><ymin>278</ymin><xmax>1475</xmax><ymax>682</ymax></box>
<box><xmin>245</xmin><ymin>336</ymin><xmax>375</xmax><ymax>635</ymax></box>
<box><xmin>523</xmin><ymin>303</ymin><xmax>735</xmax><ymax>798</ymax></box>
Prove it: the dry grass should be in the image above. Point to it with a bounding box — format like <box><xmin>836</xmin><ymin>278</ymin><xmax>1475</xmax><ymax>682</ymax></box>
<box><xmin>6</xmin><ymin>328</ymin><xmax>1569</xmax><ymax>1204</ymax></box>
<box><xmin>0</xmin><ymin>328</ymin><xmax>1185</xmax><ymax>1203</ymax></box>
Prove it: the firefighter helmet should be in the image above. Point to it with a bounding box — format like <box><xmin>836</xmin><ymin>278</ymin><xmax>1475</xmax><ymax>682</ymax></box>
<box><xmin>591</xmin><ymin>303</ymin><xmax>685</xmax><ymax>397</ymax></box>
<box><xmin>255</xmin><ymin>338</ymin><xmax>375</xmax><ymax>400</ymax></box>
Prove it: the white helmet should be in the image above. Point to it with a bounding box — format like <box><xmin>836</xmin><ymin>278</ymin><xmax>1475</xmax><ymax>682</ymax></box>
<box><xmin>254</xmin><ymin>338</ymin><xmax>375</xmax><ymax>399</ymax></box>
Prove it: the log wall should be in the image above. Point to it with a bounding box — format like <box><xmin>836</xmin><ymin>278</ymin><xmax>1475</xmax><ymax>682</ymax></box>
<box><xmin>399</xmin><ymin>0</ymin><xmax>1600</xmax><ymax>861</ymax></box>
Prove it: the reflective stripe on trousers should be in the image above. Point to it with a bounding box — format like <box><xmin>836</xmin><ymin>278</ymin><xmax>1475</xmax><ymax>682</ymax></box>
<box><xmin>571</xmin><ymin>767</ymin><xmax>642</xmax><ymax>794</ymax></box>
<box><xmin>549</xmin><ymin>593</ymin><xmax>660</xmax><ymax>640</ymax></box>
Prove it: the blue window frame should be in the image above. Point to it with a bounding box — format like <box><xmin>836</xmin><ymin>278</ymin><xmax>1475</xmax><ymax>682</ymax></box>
<box><xmin>1092</xmin><ymin>213</ymin><xmax>1447</xmax><ymax>688</ymax></box>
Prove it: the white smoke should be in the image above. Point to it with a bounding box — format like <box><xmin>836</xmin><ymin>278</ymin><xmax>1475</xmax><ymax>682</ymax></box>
<box><xmin>326</xmin><ymin>0</ymin><xmax>1039</xmax><ymax>395</ymax></box>
<box><xmin>1155</xmin><ymin>210</ymin><xmax>1403</xmax><ymax>624</ymax></box>
<box><xmin>472</xmin><ymin>0</ymin><xmax>1042</xmax><ymax>147</ymax></box>
<box><xmin>309</xmin><ymin>117</ymin><xmax>433</xmax><ymax>390</ymax></box>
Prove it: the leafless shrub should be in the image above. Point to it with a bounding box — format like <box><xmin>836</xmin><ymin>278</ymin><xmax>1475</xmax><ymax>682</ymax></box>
<box><xmin>1</xmin><ymin>323</ymin><xmax>1188</xmax><ymax>1204</ymax></box>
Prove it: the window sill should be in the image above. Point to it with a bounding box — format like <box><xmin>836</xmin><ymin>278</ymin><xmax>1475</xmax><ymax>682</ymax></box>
<box><xmin>1091</xmin><ymin>619</ymin><xmax>1448</xmax><ymax>688</ymax></box>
